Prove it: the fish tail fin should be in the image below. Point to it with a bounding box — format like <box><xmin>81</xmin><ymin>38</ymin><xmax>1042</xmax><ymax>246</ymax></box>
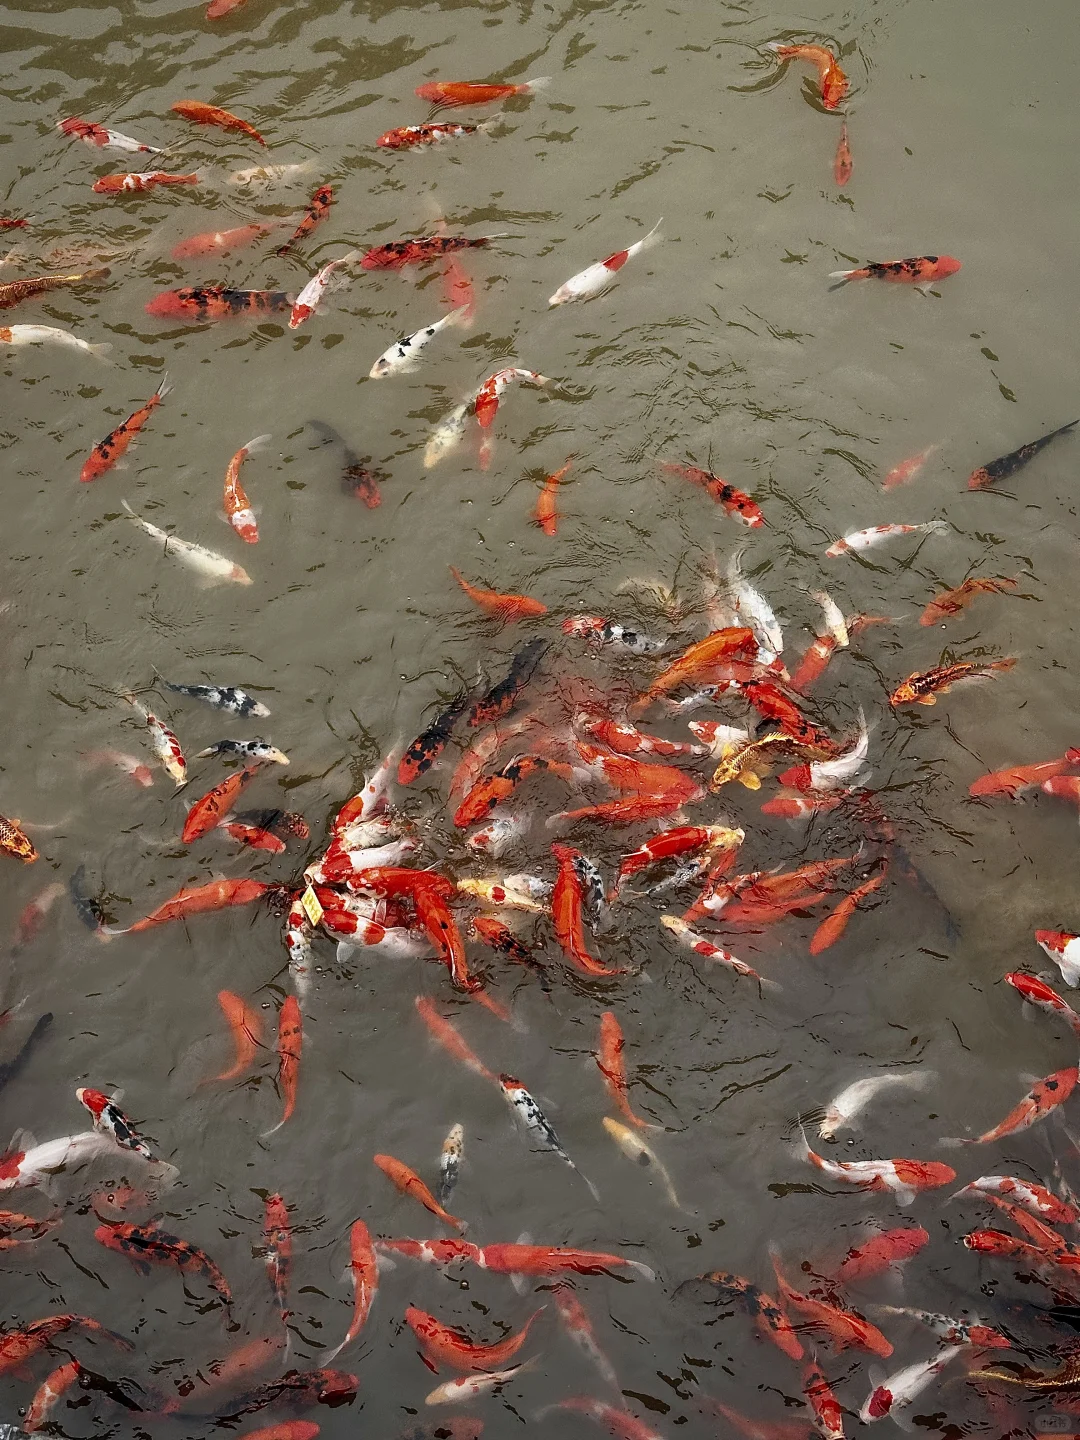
<box><xmin>88</xmin><ymin>342</ymin><xmax>113</xmax><ymax>359</ymax></box>
<box><xmin>83</xmin><ymin>266</ymin><xmax>112</xmax><ymax>281</ymax></box>
<box><xmin>628</xmin><ymin>1258</ymin><xmax>656</xmax><ymax>1281</ymax></box>
<box><xmin>154</xmin><ymin>372</ymin><xmax>171</xmax><ymax>400</ymax></box>
<box><xmin>120</xmin><ymin>499</ymin><xmax>137</xmax><ymax>519</ymax></box>
<box><xmin>641</xmin><ymin>217</ymin><xmax>663</xmax><ymax>249</ymax></box>
<box><xmin>759</xmin><ymin>976</ymin><xmax>784</xmax><ymax>994</ymax></box>
<box><xmin>321</xmin><ymin>1337</ymin><xmax>346</xmax><ymax>1364</ymax></box>
<box><xmin>243</xmin><ymin>433</ymin><xmax>273</xmax><ymax>454</ymax></box>
<box><xmin>522</xmin><ymin>76</ymin><xmax>551</xmax><ymax>93</ymax></box>
<box><xmin>994</xmin><ymin>657</ymin><xmax>1018</xmax><ymax>673</ymax></box>
<box><xmin>828</xmin><ymin>269</ymin><xmax>860</xmax><ymax>285</ymax></box>
<box><xmin>925</xmin><ymin>520</ymin><xmax>950</xmax><ymax>534</ymax></box>
<box><xmin>447</xmin><ymin>304</ymin><xmax>472</xmax><ymax>327</ymax></box>
<box><xmin>938</xmin><ymin>1136</ymin><xmax>968</xmax><ymax>1149</ymax></box>
<box><xmin>476</xmin><ymin>118</ymin><xmax>500</xmax><ymax>136</ymax></box>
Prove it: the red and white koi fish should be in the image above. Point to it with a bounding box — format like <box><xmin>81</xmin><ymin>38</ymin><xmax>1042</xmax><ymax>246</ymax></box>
<box><xmin>833</xmin><ymin>1227</ymin><xmax>929</xmax><ymax>1283</ymax></box>
<box><xmin>466</xmin><ymin>808</ymin><xmax>531</xmax><ymax>858</ymax></box>
<box><xmin>830</xmin><ymin>256</ymin><xmax>961</xmax><ymax>286</ymax></box>
<box><xmin>818</xmin><ymin>1071</ymin><xmax>932</xmax><ymax>1139</ymax></box>
<box><xmin>122</xmin><ymin>693</ymin><xmax>186</xmax><ymax>786</ymax></box>
<box><xmin>549</xmin><ymin>219</ymin><xmax>662</xmax><ymax>306</ymax></box>
<box><xmin>882</xmin><ymin>443</ymin><xmax>938</xmax><ymax>490</ymax></box>
<box><xmin>415</xmin><ymin>78</ymin><xmax>549</xmax><ymax>106</ymax></box>
<box><xmin>970</xmin><ymin>753</ymin><xmax>1080</xmax><ymax>798</ymax></box>
<box><xmin>616</xmin><ymin>825</ymin><xmax>742</xmax><ymax>889</ymax></box>
<box><xmin>24</xmin><ymin>1358</ymin><xmax>82</xmax><ymax>1432</ymax></box>
<box><xmin>263</xmin><ymin>1193</ymin><xmax>291</xmax><ymax>1319</ymax></box>
<box><xmin>81</xmin><ymin>748</ymin><xmax>154</xmax><ymax>787</ymax></box>
<box><xmin>536</xmin><ymin>1398</ymin><xmax>663</xmax><ymax>1440</ymax></box>
<box><xmin>1005</xmin><ymin>970</ymin><xmax>1080</xmax><ymax>1038</ymax></box>
<box><xmin>761</xmin><ymin>791</ymin><xmax>850</xmax><ymax>820</ymax></box>
<box><xmin>92</xmin><ymin>170</ymin><xmax>198</xmax><ymax>193</ymax></box>
<box><xmin>686</xmin><ymin>720</ymin><xmax>752</xmax><ymax>756</ymax></box>
<box><xmin>551</xmin><ymin>1283</ymin><xmax>618</xmax><ymax>1388</ymax></box>
<box><xmin>425</xmin><ymin>1361</ymin><xmax>535</xmax><ymax>1405</ymax></box>
<box><xmin>770</xmin><ymin>1248</ymin><xmax>892</xmax><ymax>1356</ymax></box>
<box><xmin>826</xmin><ymin>520</ymin><xmax>947</xmax><ymax>556</ymax></box>
<box><xmin>765</xmin><ymin>42</ymin><xmax>848</xmax><ymax>110</ymax></box>
<box><xmin>941</xmin><ymin>1066</ymin><xmax>1078</xmax><ymax>1145</ymax></box>
<box><xmin>407</xmin><ymin>1304</ymin><xmax>542</xmax><ymax>1372</ymax></box>
<box><xmin>380</xmin><ymin>1236</ymin><xmax>654</xmax><ymax>1280</ymax></box>
<box><xmin>224</xmin><ymin>434</ymin><xmax>270</xmax><ymax>544</ymax></box>
<box><xmin>283</xmin><ymin>898</ymin><xmax>313</xmax><ymax>1002</ymax></box>
<box><xmin>661</xmin><ymin>914</ymin><xmax>779</xmax><ymax>990</ymax></box>
<box><xmin>76</xmin><ymin>1087</ymin><xmax>159</xmax><ymax>1162</ymax></box>
<box><xmin>798</xmin><ymin>1126</ymin><xmax>955</xmax><ymax>1205</ymax></box>
<box><xmin>951</xmin><ymin>1175</ymin><xmax>1079</xmax><ymax>1227</ymax></box>
<box><xmin>778</xmin><ymin>713</ymin><xmax>868</xmax><ymax>792</ymax></box>
<box><xmin>263</xmin><ymin>996</ymin><xmax>301</xmax><ymax>1136</ymax></box>
<box><xmin>58</xmin><ymin>117</ymin><xmax>162</xmax><ymax>154</ymax></box>
<box><xmin>473</xmin><ymin>367</ymin><xmax>549</xmax><ymax>428</ymax></box>
<box><xmin>375</xmin><ymin>1153</ymin><xmax>466</xmax><ymax>1230</ymax></box>
<box><xmin>859</xmin><ymin>1349</ymin><xmax>962</xmax><ymax>1423</ymax></box>
<box><xmin>577</xmin><ymin>713</ymin><xmax>705</xmax><ymax>760</ymax></box>
<box><xmin>377</xmin><ymin>119</ymin><xmax>493</xmax><ymax>149</ymax></box>
<box><xmin>171</xmin><ymin>222</ymin><xmax>275</xmax><ymax>260</ymax></box>
<box><xmin>289</xmin><ymin>251</ymin><xmax>361</xmax><ymax>329</ymax></box>
<box><xmin>802</xmin><ymin>1360</ymin><xmax>844</xmax><ymax>1440</ymax></box>
<box><xmin>324</xmin><ymin>1219</ymin><xmax>377</xmax><ymax>1361</ymax></box>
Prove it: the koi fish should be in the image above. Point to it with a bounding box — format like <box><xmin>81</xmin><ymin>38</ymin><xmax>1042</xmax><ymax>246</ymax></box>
<box><xmin>374</xmin><ymin>1153</ymin><xmax>466</xmax><ymax>1230</ymax></box>
<box><xmin>450</xmin><ymin>567</ymin><xmax>547</xmax><ymax>622</ymax></box>
<box><xmin>0</xmin><ymin>1131</ymin><xmax>126</xmax><ymax>1192</ymax></box>
<box><xmin>834</xmin><ymin>122</ymin><xmax>852</xmax><ymax>185</ymax></box>
<box><xmin>833</xmin><ymin>1227</ymin><xmax>929</xmax><ymax>1283</ymax></box>
<box><xmin>382</xmin><ymin>1236</ymin><xmax>654</xmax><ymax>1280</ymax></box>
<box><xmin>307</xmin><ymin>419</ymin><xmax>385</xmax><ymax>506</ymax></box>
<box><xmin>826</xmin><ymin>520</ymin><xmax>946</xmax><ymax>556</ymax></box>
<box><xmin>616</xmin><ymin>825</ymin><xmax>741</xmax><ymax>888</ymax></box>
<box><xmin>779</xmin><ymin>718</ymin><xmax>868</xmax><ymax>794</ymax></box>
<box><xmin>803</xmin><ymin>1361</ymin><xmax>843</xmax><ymax>1440</ymax></box>
<box><xmin>727</xmin><ymin>548</ymin><xmax>783</xmax><ymax>660</ymax></box>
<box><xmin>859</xmin><ymin>1349</ymin><xmax>962</xmax><ymax>1422</ymax></box>
<box><xmin>661</xmin><ymin>461</ymin><xmax>764</xmax><ymax>527</ymax></box>
<box><xmin>550</xmin><ymin>1284</ymin><xmax>617</xmax><ymax>1389</ymax></box>
<box><xmin>866</xmin><ymin>1305</ymin><xmax>1001</xmax><ymax>1352</ymax></box>
<box><xmin>161</xmin><ymin>677</ymin><xmax>269</xmax><ymax>716</ymax></box>
<box><xmin>92</xmin><ymin>171</ymin><xmax>199</xmax><ymax>193</ymax></box>
<box><xmin>941</xmin><ymin>1066</ymin><xmax>1078</xmax><ymax>1145</ymax></box>
<box><xmin>58</xmin><ymin>117</ymin><xmax>162</xmax><ymax>154</ymax></box>
<box><xmin>596</xmin><ymin>1012</ymin><xmax>655</xmax><ymax>1130</ymax></box>
<box><xmin>967</xmin><ymin>1354</ymin><xmax>1080</xmax><ymax>1391</ymax></box>
<box><xmin>424</xmin><ymin>400</ymin><xmax>471</xmax><ymax>467</ymax></box>
<box><xmin>171</xmin><ymin>222</ymin><xmax>275</xmax><ymax>260</ymax></box>
<box><xmin>378</xmin><ymin>120</ymin><xmax>493</xmax><ymax>149</ymax></box>
<box><xmin>920</xmin><ymin>575</ymin><xmax>1017</xmax><ymax>625</ymax></box>
<box><xmin>171</xmin><ymin>99</ymin><xmax>265</xmax><ymax>145</ymax></box>
<box><xmin>13</xmin><ymin>883</ymin><xmax>66</xmax><ymax>946</ymax></box>
<box><xmin>0</xmin><ymin>1315</ymin><xmax>131</xmax><ymax>1375</ymax></box>
<box><xmin>206</xmin><ymin>1369</ymin><xmax>357</xmax><ymax>1419</ymax></box>
<box><xmin>262</xmin><ymin>996</ymin><xmax>302</xmax><ymax>1135</ymax></box>
<box><xmin>968</xmin><ymin>418</ymin><xmax>1079</xmax><ymax>490</ymax></box>
<box><xmin>1034</xmin><ymin>932</ymin><xmax>1080</xmax><ymax>988</ymax></box>
<box><xmin>80</xmin><ymin>376</ymin><xmax>169</xmax><ymax>481</ymax></box>
<box><xmin>549</xmin><ymin>219</ymin><xmax>662</xmax><ymax>306</ymax></box>
<box><xmin>23</xmin><ymin>1359</ymin><xmax>81</xmax><ymax>1432</ymax></box>
<box><xmin>76</xmin><ymin>1087</ymin><xmax>158</xmax><ymax>1161</ymax></box>
<box><xmin>952</xmin><ymin>1174</ymin><xmax>1079</xmax><ymax>1227</ymax></box>
<box><xmin>425</xmin><ymin>1362</ymin><xmax>534</xmax><ymax>1405</ymax></box>
<box><xmin>500</xmin><ymin>1074</ymin><xmax>599</xmax><ymax>1199</ymax></box>
<box><xmin>360</xmin><ymin>234</ymin><xmax>507</xmax><ymax>271</ymax></box>
<box><xmin>407</xmin><ymin>1304</ymin><xmax>542</xmax><ymax>1371</ymax></box>
<box><xmin>563</xmin><ymin>616</ymin><xmax>668</xmax><ymax>654</ymax></box>
<box><xmin>551</xmin><ymin>844</ymin><xmax>625</xmax><ymax>977</ymax></box>
<box><xmin>230</xmin><ymin>162</ymin><xmax>314</xmax><ymax>188</ymax></box>
<box><xmin>324</xmin><ymin>1219</ymin><xmax>377</xmax><ymax>1361</ymax></box>
<box><xmin>276</xmin><ymin>183</ymin><xmax>333</xmax><ymax>255</ymax></box>
<box><xmin>145</xmin><ymin>286</ymin><xmax>292</xmax><ymax>320</ymax></box>
<box><xmin>661</xmin><ymin>914</ymin><xmax>779</xmax><ymax>989</ymax></box>
<box><xmin>818</xmin><ymin>1071</ymin><xmax>932</xmax><ymax>1139</ymax></box>
<box><xmin>830</xmin><ymin>255</ymin><xmax>962</xmax><ymax>286</ymax></box>
<box><xmin>0</xmin><ymin>323</ymin><xmax>110</xmax><ymax>357</ymax></box>
<box><xmin>0</xmin><ymin>267</ymin><xmax>109</xmax><ymax>309</ymax></box>
<box><xmin>121</xmin><ymin>501</ymin><xmax>253</xmax><ymax>585</ymax></box>
<box><xmin>473</xmin><ymin>367</ymin><xmax>549</xmax><ymax>428</ymax></box>
<box><xmin>1005</xmin><ymin>970</ymin><xmax>1080</xmax><ymax>1038</ymax></box>
<box><xmin>765</xmin><ymin>41</ymin><xmax>848</xmax><ymax>109</ymax></box>
<box><xmin>182</xmin><ymin>764</ymin><xmax>262</xmax><ymax>843</ymax></box>
<box><xmin>882</xmin><ymin>442</ymin><xmax>938</xmax><ymax>490</ymax></box>
<box><xmin>369</xmin><ymin>308</ymin><xmax>467</xmax><ymax>378</ymax></box>
<box><xmin>458</xmin><ymin>876</ymin><xmax>549</xmax><ymax>914</ymax></box>
<box><xmin>263</xmin><ymin>1193</ymin><xmax>291</xmax><ymax>1318</ymax></box>
<box><xmin>798</xmin><ymin>1127</ymin><xmax>955</xmax><ymax>1205</ymax></box>
<box><xmin>443</xmin><ymin>253</ymin><xmax>475</xmax><ymax>322</ymax></box>
<box><xmin>95</xmin><ymin>1221</ymin><xmax>232</xmax><ymax>1306</ymax></box>
<box><xmin>536</xmin><ymin>1399</ymin><xmax>663</xmax><ymax>1440</ymax></box>
<box><xmin>534</xmin><ymin>458</ymin><xmax>571</xmax><ymax>535</ymax></box>
<box><xmin>223</xmin><ymin>434</ymin><xmax>269</xmax><ymax>544</ymax></box>
<box><xmin>889</xmin><ymin>657</ymin><xmax>1016</xmax><ymax>706</ymax></box>
<box><xmin>0</xmin><ymin>814</ymin><xmax>36</xmax><ymax>862</ymax></box>
<box><xmin>578</xmin><ymin>714</ymin><xmax>705</xmax><ymax>760</ymax></box>
<box><xmin>1043</xmin><ymin>775</ymin><xmax>1080</xmax><ymax>811</ymax></box>
<box><xmin>691</xmin><ymin>1271</ymin><xmax>803</xmax><ymax>1360</ymax></box>
<box><xmin>603</xmin><ymin>1118</ymin><xmax>680</xmax><ymax>1209</ymax></box>
<box><xmin>121</xmin><ymin>693</ymin><xmax>186</xmax><ymax>785</ymax></box>
<box><xmin>969</xmin><ymin>754</ymin><xmax>1079</xmax><ymax>798</ymax></box>
<box><xmin>809</xmin><ymin>867</ymin><xmax>888</xmax><ymax>955</ymax></box>
<box><xmin>105</xmin><ymin>877</ymin><xmax>271</xmax><ymax>936</ymax></box>
<box><xmin>454</xmin><ymin>754</ymin><xmax>562</xmax><ymax>828</ymax></box>
<box><xmin>436</xmin><ymin>1123</ymin><xmax>464</xmax><ymax>1208</ymax></box>
<box><xmin>415</xmin><ymin>77</ymin><xmax>549</xmax><ymax>106</ymax></box>
<box><xmin>770</xmin><ymin>1249</ymin><xmax>891</xmax><ymax>1356</ymax></box>
<box><xmin>81</xmin><ymin>750</ymin><xmax>151</xmax><ymax>793</ymax></box>
<box><xmin>413</xmin><ymin>997</ymin><xmax>494</xmax><ymax>1083</ymax></box>
<box><xmin>468</xmin><ymin>639</ymin><xmax>548</xmax><ymax>727</ymax></box>
<box><xmin>289</xmin><ymin>250</ymin><xmax>361</xmax><ymax>329</ymax></box>
<box><xmin>413</xmin><ymin>883</ymin><xmax>480</xmax><ymax>991</ymax></box>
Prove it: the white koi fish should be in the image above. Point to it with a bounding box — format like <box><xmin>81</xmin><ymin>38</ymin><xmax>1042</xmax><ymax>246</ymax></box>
<box><xmin>727</xmin><ymin>547</ymin><xmax>783</xmax><ymax>662</ymax></box>
<box><xmin>121</xmin><ymin>693</ymin><xmax>186</xmax><ymax>786</ymax></box>
<box><xmin>369</xmin><ymin>308</ymin><xmax>468</xmax><ymax>378</ymax></box>
<box><xmin>810</xmin><ymin>589</ymin><xmax>849</xmax><ymax>646</ymax></box>
<box><xmin>548</xmin><ymin>219</ymin><xmax>662</xmax><ymax>306</ymax></box>
<box><xmin>0</xmin><ymin>324</ymin><xmax>110</xmax><ymax>358</ymax></box>
<box><xmin>499</xmin><ymin>1074</ymin><xmax>599</xmax><ymax>1200</ymax></box>
<box><xmin>0</xmin><ymin>1131</ymin><xmax>145</xmax><ymax>1192</ymax></box>
<box><xmin>661</xmin><ymin>914</ymin><xmax>779</xmax><ymax>991</ymax></box>
<box><xmin>602</xmin><ymin>1118</ymin><xmax>682</xmax><ymax>1210</ymax></box>
<box><xmin>229</xmin><ymin>162</ymin><xmax>314</xmax><ymax>189</ymax></box>
<box><xmin>424</xmin><ymin>400</ymin><xmax>471</xmax><ymax>468</ymax></box>
<box><xmin>818</xmin><ymin>1070</ymin><xmax>934</xmax><ymax>1140</ymax></box>
<box><xmin>456</xmin><ymin>876</ymin><xmax>549</xmax><ymax>913</ymax></box>
<box><xmin>466</xmin><ymin>808</ymin><xmax>531</xmax><ymax>858</ymax></box>
<box><xmin>859</xmin><ymin>1348</ymin><xmax>962</xmax><ymax>1423</ymax></box>
<box><xmin>426</xmin><ymin>1359</ymin><xmax>536</xmax><ymax>1405</ymax></box>
<box><xmin>289</xmin><ymin>250</ymin><xmax>362</xmax><ymax>330</ymax></box>
<box><xmin>686</xmin><ymin>721</ymin><xmax>752</xmax><ymax>757</ymax></box>
<box><xmin>121</xmin><ymin>501</ymin><xmax>252</xmax><ymax>586</ymax></box>
<box><xmin>827</xmin><ymin>521</ymin><xmax>948</xmax><ymax>557</ymax></box>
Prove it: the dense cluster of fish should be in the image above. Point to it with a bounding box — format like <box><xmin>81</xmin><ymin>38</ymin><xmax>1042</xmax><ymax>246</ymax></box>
<box><xmin>2</xmin><ymin>13</ymin><xmax>1080</xmax><ymax>1440</ymax></box>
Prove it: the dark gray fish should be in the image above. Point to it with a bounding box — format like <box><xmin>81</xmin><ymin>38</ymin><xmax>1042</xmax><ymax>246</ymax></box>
<box><xmin>968</xmin><ymin>418</ymin><xmax>1079</xmax><ymax>490</ymax></box>
<box><xmin>307</xmin><ymin>419</ymin><xmax>385</xmax><ymax>507</ymax></box>
<box><xmin>69</xmin><ymin>864</ymin><xmax>105</xmax><ymax>931</ymax></box>
<box><xmin>160</xmin><ymin>678</ymin><xmax>270</xmax><ymax>718</ymax></box>
<box><xmin>196</xmin><ymin>739</ymin><xmax>289</xmax><ymax>764</ymax></box>
<box><xmin>0</xmin><ymin>1012</ymin><xmax>52</xmax><ymax>1092</ymax></box>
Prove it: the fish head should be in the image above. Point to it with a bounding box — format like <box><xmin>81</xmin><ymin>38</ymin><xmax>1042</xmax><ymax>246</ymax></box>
<box><xmin>144</xmin><ymin>292</ymin><xmax>192</xmax><ymax>318</ymax></box>
<box><xmin>230</xmin><ymin>565</ymin><xmax>254</xmax><ymax>585</ymax></box>
<box><xmin>76</xmin><ymin>1087</ymin><xmax>111</xmax><ymax>1121</ymax></box>
<box><xmin>936</xmin><ymin>256</ymin><xmax>963</xmax><ymax>278</ymax></box>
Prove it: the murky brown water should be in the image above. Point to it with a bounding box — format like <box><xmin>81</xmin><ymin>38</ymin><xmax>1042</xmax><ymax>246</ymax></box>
<box><xmin>3</xmin><ymin>0</ymin><xmax>1080</xmax><ymax>1434</ymax></box>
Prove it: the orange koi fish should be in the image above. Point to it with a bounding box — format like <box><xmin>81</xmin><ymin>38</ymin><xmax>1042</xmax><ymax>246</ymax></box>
<box><xmin>382</xmin><ymin>1236</ymin><xmax>653</xmax><ymax>1279</ymax></box>
<box><xmin>941</xmin><ymin>1066</ymin><xmax>1078</xmax><ymax>1146</ymax></box>
<box><xmin>0</xmin><ymin>1210</ymin><xmax>60</xmax><ymax>1250</ymax></box>
<box><xmin>809</xmin><ymin>867</ymin><xmax>887</xmax><ymax>955</ymax></box>
<box><xmin>803</xmin><ymin>1361</ymin><xmax>844</xmax><ymax>1440</ymax></box>
<box><xmin>831</xmin><ymin>255</ymin><xmax>962</xmax><ymax>285</ymax></box>
<box><xmin>0</xmin><ymin>1316</ymin><xmax>130</xmax><ymax>1376</ymax></box>
<box><xmin>766</xmin><ymin>41</ymin><xmax>848</xmax><ymax>109</ymax></box>
<box><xmin>263</xmin><ymin>1193</ymin><xmax>291</xmax><ymax>1318</ymax></box>
<box><xmin>414</xmin><ymin>996</ymin><xmax>497</xmax><ymax>1082</ymax></box>
<box><xmin>661</xmin><ymin>461</ymin><xmax>764</xmax><ymax>528</ymax></box>
<box><xmin>182</xmin><ymin>764</ymin><xmax>261</xmax><ymax>843</ymax></box>
<box><xmin>596</xmin><ymin>1012</ymin><xmax>655</xmax><ymax>1131</ymax></box>
<box><xmin>833</xmin><ymin>1226</ymin><xmax>929</xmax><ymax>1283</ymax></box>
<box><xmin>95</xmin><ymin>1222</ymin><xmax>232</xmax><ymax>1306</ymax></box>
<box><xmin>0</xmin><ymin>267</ymin><xmax>109</xmax><ymax>309</ymax></box>
<box><xmin>406</xmin><ymin>1305</ymin><xmax>541</xmax><ymax>1371</ymax></box>
<box><xmin>276</xmin><ymin>183</ymin><xmax>333</xmax><ymax>256</ymax></box>
<box><xmin>632</xmin><ymin>626</ymin><xmax>758</xmax><ymax>708</ymax></box>
<box><xmin>616</xmin><ymin>824</ymin><xmax>741</xmax><ymax>888</ymax></box>
<box><xmin>890</xmin><ymin>657</ymin><xmax>1016</xmax><ymax>706</ymax></box>
<box><xmin>449</xmin><ymin>566</ymin><xmax>547</xmax><ymax>622</ymax></box>
<box><xmin>883</xmin><ymin>443</ymin><xmax>937</xmax><ymax>489</ymax></box>
<box><xmin>265</xmin><ymin>996</ymin><xmax>302</xmax><ymax>1134</ymax></box>
<box><xmin>171</xmin><ymin>222</ymin><xmax>274</xmax><ymax>260</ymax></box>
<box><xmin>206</xmin><ymin>0</ymin><xmax>246</xmax><ymax>18</ymax></box>
<box><xmin>360</xmin><ymin>234</ymin><xmax>505</xmax><ymax>271</ymax></box>
<box><xmin>92</xmin><ymin>171</ymin><xmax>198</xmax><ymax>193</ymax></box>
<box><xmin>550</xmin><ymin>794</ymin><xmax>688</xmax><ymax>827</ymax></box>
<box><xmin>415</xmin><ymin>77</ymin><xmax>549</xmax><ymax>107</ymax></box>
<box><xmin>79</xmin><ymin>377</ymin><xmax>169</xmax><ymax>482</ymax></box>
<box><xmin>374</xmin><ymin>1153</ymin><xmax>466</xmax><ymax>1231</ymax></box>
<box><xmin>0</xmin><ymin>814</ymin><xmax>36</xmax><ymax>862</ymax></box>
<box><xmin>551</xmin><ymin>1283</ymin><xmax>617</xmax><ymax>1388</ymax></box>
<box><xmin>969</xmin><ymin>754</ymin><xmax>1079</xmax><ymax>799</ymax></box>
<box><xmin>224</xmin><ymin>434</ymin><xmax>269</xmax><ymax>544</ymax></box>
<box><xmin>323</xmin><ymin>1219</ymin><xmax>377</xmax><ymax>1362</ymax></box>
<box><xmin>171</xmin><ymin>100</ymin><xmax>265</xmax><ymax>144</ymax></box>
<box><xmin>770</xmin><ymin>1248</ymin><xmax>891</xmax><ymax>1356</ymax></box>
<box><xmin>920</xmin><ymin>576</ymin><xmax>1017</xmax><ymax>625</ymax></box>
<box><xmin>551</xmin><ymin>844</ymin><xmax>626</xmax><ymax>977</ymax></box>
<box><xmin>534</xmin><ymin>457</ymin><xmax>571</xmax><ymax>535</ymax></box>
<box><xmin>414</xmin><ymin>884</ymin><xmax>480</xmax><ymax>992</ymax></box>
<box><xmin>209</xmin><ymin>990</ymin><xmax>263</xmax><ymax>1082</ymax></box>
<box><xmin>442</xmin><ymin>253</ymin><xmax>475</xmax><ymax>323</ymax></box>
<box><xmin>833</xmin><ymin>121</ymin><xmax>852</xmax><ymax>185</ymax></box>
<box><xmin>453</xmin><ymin>753</ymin><xmax>565</xmax><ymax>828</ymax></box>
<box><xmin>24</xmin><ymin>1359</ymin><xmax>82</xmax><ymax>1432</ymax></box>
<box><xmin>106</xmin><ymin>877</ymin><xmax>272</xmax><ymax>935</ymax></box>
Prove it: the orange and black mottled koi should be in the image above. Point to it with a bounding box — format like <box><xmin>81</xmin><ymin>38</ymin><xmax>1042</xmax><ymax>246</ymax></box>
<box><xmin>94</xmin><ymin>1222</ymin><xmax>232</xmax><ymax>1308</ymax></box>
<box><xmin>470</xmin><ymin>914</ymin><xmax>540</xmax><ymax>971</ymax></box>
<box><xmin>661</xmin><ymin>461</ymin><xmax>765</xmax><ymax>528</ymax></box>
<box><xmin>889</xmin><ymin>657</ymin><xmax>1017</xmax><ymax>707</ymax></box>
<box><xmin>694</xmin><ymin>1271</ymin><xmax>804</xmax><ymax>1361</ymax></box>
<box><xmin>199</xmin><ymin>1368</ymin><xmax>359</xmax><ymax>1422</ymax></box>
<box><xmin>0</xmin><ymin>814</ymin><xmax>36</xmax><ymax>862</ymax></box>
<box><xmin>80</xmin><ymin>377</ymin><xmax>169</xmax><ymax>483</ymax></box>
<box><xmin>453</xmin><ymin>753</ymin><xmax>558</xmax><ymax>827</ymax></box>
<box><xmin>276</xmin><ymin>183</ymin><xmax>333</xmax><ymax>257</ymax></box>
<box><xmin>398</xmin><ymin>690</ymin><xmax>473</xmax><ymax>786</ymax></box>
<box><xmin>467</xmin><ymin>639</ymin><xmax>548</xmax><ymax>728</ymax></box>
<box><xmin>360</xmin><ymin>235</ymin><xmax>499</xmax><ymax>271</ymax></box>
<box><xmin>0</xmin><ymin>218</ymin><xmax>27</xmax><ymax>230</ymax></box>
<box><xmin>145</xmin><ymin>286</ymin><xmax>291</xmax><ymax>321</ymax></box>
<box><xmin>968</xmin><ymin>419</ymin><xmax>1079</xmax><ymax>490</ymax></box>
<box><xmin>233</xmin><ymin>807</ymin><xmax>309</xmax><ymax>840</ymax></box>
